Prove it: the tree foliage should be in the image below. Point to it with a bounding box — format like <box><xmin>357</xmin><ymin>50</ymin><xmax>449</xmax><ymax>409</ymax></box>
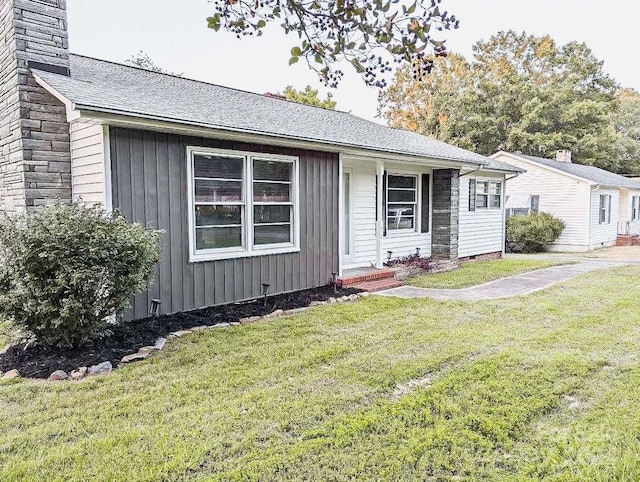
<box><xmin>207</xmin><ymin>0</ymin><xmax>458</xmax><ymax>87</ymax></box>
<box><xmin>126</xmin><ymin>50</ymin><xmax>181</xmax><ymax>76</ymax></box>
<box><xmin>379</xmin><ymin>31</ymin><xmax>622</xmax><ymax>170</ymax></box>
<box><xmin>613</xmin><ymin>89</ymin><xmax>640</xmax><ymax>174</ymax></box>
<box><xmin>278</xmin><ymin>85</ymin><xmax>337</xmax><ymax>109</ymax></box>
<box><xmin>0</xmin><ymin>204</ymin><xmax>161</xmax><ymax>348</ymax></box>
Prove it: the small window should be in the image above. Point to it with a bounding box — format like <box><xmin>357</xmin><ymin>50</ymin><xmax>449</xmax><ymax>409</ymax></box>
<box><xmin>476</xmin><ymin>181</ymin><xmax>488</xmax><ymax>208</ymax></box>
<box><xmin>386</xmin><ymin>174</ymin><xmax>417</xmax><ymax>231</ymax></box>
<box><xmin>489</xmin><ymin>181</ymin><xmax>502</xmax><ymax>208</ymax></box>
<box><xmin>188</xmin><ymin>147</ymin><xmax>299</xmax><ymax>261</ymax></box>
<box><xmin>599</xmin><ymin>194</ymin><xmax>611</xmax><ymax>224</ymax></box>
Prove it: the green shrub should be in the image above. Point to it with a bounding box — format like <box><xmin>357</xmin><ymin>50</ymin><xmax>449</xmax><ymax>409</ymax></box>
<box><xmin>0</xmin><ymin>203</ymin><xmax>161</xmax><ymax>348</ymax></box>
<box><xmin>506</xmin><ymin>212</ymin><xmax>565</xmax><ymax>253</ymax></box>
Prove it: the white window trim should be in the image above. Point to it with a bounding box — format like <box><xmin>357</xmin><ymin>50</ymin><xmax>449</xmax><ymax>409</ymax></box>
<box><xmin>385</xmin><ymin>172</ymin><xmax>419</xmax><ymax>235</ymax></box>
<box><xmin>475</xmin><ymin>179</ymin><xmax>502</xmax><ymax>210</ymax></box>
<box><xmin>599</xmin><ymin>193</ymin><xmax>611</xmax><ymax>225</ymax></box>
<box><xmin>187</xmin><ymin>146</ymin><xmax>300</xmax><ymax>262</ymax></box>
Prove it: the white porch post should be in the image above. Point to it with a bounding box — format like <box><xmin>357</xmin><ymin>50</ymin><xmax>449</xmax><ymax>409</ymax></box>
<box><xmin>375</xmin><ymin>159</ymin><xmax>384</xmax><ymax>269</ymax></box>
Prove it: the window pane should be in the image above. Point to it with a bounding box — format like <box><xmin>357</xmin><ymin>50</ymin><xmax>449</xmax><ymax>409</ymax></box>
<box><xmin>387</xmin><ymin>175</ymin><xmax>416</xmax><ymax>189</ymax></box>
<box><xmin>195</xmin><ymin>226</ymin><xmax>242</xmax><ymax>249</ymax></box>
<box><xmin>490</xmin><ymin>182</ymin><xmax>502</xmax><ymax>195</ymax></box>
<box><xmin>254</xmin><ymin>224</ymin><xmax>291</xmax><ymax>245</ymax></box>
<box><xmin>254</xmin><ymin>205</ymin><xmax>291</xmax><ymax>224</ymax></box>
<box><xmin>195</xmin><ymin>205</ymin><xmax>241</xmax><ymax>226</ymax></box>
<box><xmin>253</xmin><ymin>160</ymin><xmax>292</xmax><ymax>181</ymax></box>
<box><xmin>477</xmin><ymin>181</ymin><xmax>488</xmax><ymax>194</ymax></box>
<box><xmin>476</xmin><ymin>194</ymin><xmax>488</xmax><ymax>208</ymax></box>
<box><xmin>253</xmin><ymin>182</ymin><xmax>291</xmax><ymax>202</ymax></box>
<box><xmin>194</xmin><ymin>154</ymin><xmax>243</xmax><ymax>179</ymax></box>
<box><xmin>388</xmin><ymin>216</ymin><xmax>415</xmax><ymax>230</ymax></box>
<box><xmin>388</xmin><ymin>189</ymin><xmax>416</xmax><ymax>203</ymax></box>
<box><xmin>195</xmin><ymin>179</ymin><xmax>242</xmax><ymax>202</ymax></box>
<box><xmin>489</xmin><ymin>195</ymin><xmax>501</xmax><ymax>208</ymax></box>
<box><xmin>387</xmin><ymin>204</ymin><xmax>415</xmax><ymax>218</ymax></box>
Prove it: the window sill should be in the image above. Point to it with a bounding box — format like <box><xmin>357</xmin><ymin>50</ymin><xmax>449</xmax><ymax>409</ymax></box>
<box><xmin>189</xmin><ymin>245</ymin><xmax>300</xmax><ymax>263</ymax></box>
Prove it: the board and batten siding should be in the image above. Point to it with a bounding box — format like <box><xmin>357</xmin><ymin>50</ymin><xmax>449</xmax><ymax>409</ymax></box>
<box><xmin>109</xmin><ymin>127</ymin><xmax>339</xmax><ymax>319</ymax></box>
<box><xmin>589</xmin><ymin>187</ymin><xmax>619</xmax><ymax>249</ymax></box>
<box><xmin>70</xmin><ymin>121</ymin><xmax>108</xmax><ymax>205</ymax></box>
<box><xmin>458</xmin><ymin>174</ymin><xmax>505</xmax><ymax>258</ymax></box>
<box><xmin>493</xmin><ymin>153</ymin><xmax>591</xmax><ymax>251</ymax></box>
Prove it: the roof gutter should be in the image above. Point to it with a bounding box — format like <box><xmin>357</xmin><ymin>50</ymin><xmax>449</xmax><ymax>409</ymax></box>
<box><xmin>73</xmin><ymin>106</ymin><xmax>482</xmax><ymax>170</ymax></box>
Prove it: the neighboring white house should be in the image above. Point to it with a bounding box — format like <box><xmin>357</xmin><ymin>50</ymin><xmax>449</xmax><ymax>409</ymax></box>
<box><xmin>492</xmin><ymin>150</ymin><xmax>640</xmax><ymax>252</ymax></box>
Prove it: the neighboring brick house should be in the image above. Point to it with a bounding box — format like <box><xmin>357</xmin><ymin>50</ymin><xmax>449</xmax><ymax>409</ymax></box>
<box><xmin>0</xmin><ymin>0</ymin><xmax>521</xmax><ymax>319</ymax></box>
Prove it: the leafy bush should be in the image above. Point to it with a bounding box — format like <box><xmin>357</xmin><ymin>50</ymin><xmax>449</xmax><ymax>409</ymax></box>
<box><xmin>0</xmin><ymin>203</ymin><xmax>161</xmax><ymax>348</ymax></box>
<box><xmin>506</xmin><ymin>212</ymin><xmax>565</xmax><ymax>253</ymax></box>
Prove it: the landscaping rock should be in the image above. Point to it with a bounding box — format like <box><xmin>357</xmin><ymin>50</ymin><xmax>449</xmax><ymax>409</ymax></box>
<box><xmin>348</xmin><ymin>294</ymin><xmax>359</xmax><ymax>301</ymax></box>
<box><xmin>283</xmin><ymin>307</ymin><xmax>309</xmax><ymax>315</ymax></box>
<box><xmin>360</xmin><ymin>292</ymin><xmax>370</xmax><ymax>297</ymax></box>
<box><xmin>169</xmin><ymin>330</ymin><xmax>192</xmax><ymax>337</ymax></box>
<box><xmin>120</xmin><ymin>352</ymin><xmax>149</xmax><ymax>364</ymax></box>
<box><xmin>340</xmin><ymin>296</ymin><xmax>349</xmax><ymax>301</ymax></box>
<box><xmin>70</xmin><ymin>367</ymin><xmax>87</xmax><ymax>381</ymax></box>
<box><xmin>240</xmin><ymin>316</ymin><xmax>262</xmax><ymax>324</ymax></box>
<box><xmin>138</xmin><ymin>346</ymin><xmax>158</xmax><ymax>355</ymax></box>
<box><xmin>48</xmin><ymin>370</ymin><xmax>68</xmax><ymax>381</ymax></box>
<box><xmin>213</xmin><ymin>322</ymin><xmax>231</xmax><ymax>328</ymax></box>
<box><xmin>309</xmin><ymin>300</ymin><xmax>326</xmax><ymax>307</ymax></box>
<box><xmin>328</xmin><ymin>297</ymin><xmax>337</xmax><ymax>303</ymax></box>
<box><xmin>2</xmin><ymin>369</ymin><xmax>20</xmax><ymax>380</ymax></box>
<box><xmin>88</xmin><ymin>361</ymin><xmax>112</xmax><ymax>376</ymax></box>
<box><xmin>191</xmin><ymin>325</ymin><xmax>209</xmax><ymax>331</ymax></box>
<box><xmin>263</xmin><ymin>310</ymin><xmax>284</xmax><ymax>319</ymax></box>
<box><xmin>154</xmin><ymin>337</ymin><xmax>167</xmax><ymax>350</ymax></box>
<box><xmin>229</xmin><ymin>321</ymin><xmax>241</xmax><ymax>326</ymax></box>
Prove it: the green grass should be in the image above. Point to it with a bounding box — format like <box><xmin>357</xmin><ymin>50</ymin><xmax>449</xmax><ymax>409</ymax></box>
<box><xmin>2</xmin><ymin>266</ymin><xmax>640</xmax><ymax>480</ymax></box>
<box><xmin>407</xmin><ymin>258</ymin><xmax>571</xmax><ymax>289</ymax></box>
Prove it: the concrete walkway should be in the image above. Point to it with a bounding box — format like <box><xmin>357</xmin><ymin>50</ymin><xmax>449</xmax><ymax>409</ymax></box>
<box><xmin>376</xmin><ymin>261</ymin><xmax>626</xmax><ymax>301</ymax></box>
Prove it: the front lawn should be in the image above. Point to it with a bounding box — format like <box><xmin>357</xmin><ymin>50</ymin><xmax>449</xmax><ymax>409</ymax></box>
<box><xmin>407</xmin><ymin>258</ymin><xmax>571</xmax><ymax>289</ymax></box>
<box><xmin>1</xmin><ymin>266</ymin><xmax>640</xmax><ymax>480</ymax></box>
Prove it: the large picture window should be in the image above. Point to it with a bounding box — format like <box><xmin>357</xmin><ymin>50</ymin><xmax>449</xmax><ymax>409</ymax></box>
<box><xmin>188</xmin><ymin>147</ymin><xmax>299</xmax><ymax>261</ymax></box>
<box><xmin>386</xmin><ymin>174</ymin><xmax>417</xmax><ymax>231</ymax></box>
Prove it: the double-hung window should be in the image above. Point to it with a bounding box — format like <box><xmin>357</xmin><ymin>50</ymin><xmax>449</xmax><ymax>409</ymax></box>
<box><xmin>475</xmin><ymin>180</ymin><xmax>501</xmax><ymax>209</ymax></box>
<box><xmin>386</xmin><ymin>174</ymin><xmax>417</xmax><ymax>231</ymax></box>
<box><xmin>188</xmin><ymin>147</ymin><xmax>299</xmax><ymax>261</ymax></box>
<box><xmin>599</xmin><ymin>194</ymin><xmax>611</xmax><ymax>224</ymax></box>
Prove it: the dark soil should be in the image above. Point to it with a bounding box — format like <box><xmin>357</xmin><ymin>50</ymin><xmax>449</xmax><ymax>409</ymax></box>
<box><xmin>0</xmin><ymin>284</ymin><xmax>361</xmax><ymax>379</ymax></box>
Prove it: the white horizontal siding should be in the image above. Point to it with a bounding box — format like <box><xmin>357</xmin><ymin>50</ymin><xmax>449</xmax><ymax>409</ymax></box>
<box><xmin>458</xmin><ymin>174</ymin><xmax>505</xmax><ymax>258</ymax></box>
<box><xmin>493</xmin><ymin>153</ymin><xmax>591</xmax><ymax>251</ymax></box>
<box><xmin>70</xmin><ymin>121</ymin><xmax>107</xmax><ymax>206</ymax></box>
<box><xmin>341</xmin><ymin>158</ymin><xmax>431</xmax><ymax>269</ymax></box>
<box><xmin>589</xmin><ymin>188</ymin><xmax>619</xmax><ymax>249</ymax></box>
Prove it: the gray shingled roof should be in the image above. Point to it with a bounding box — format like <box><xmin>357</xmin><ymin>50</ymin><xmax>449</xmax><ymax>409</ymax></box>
<box><xmin>32</xmin><ymin>54</ymin><xmax>520</xmax><ymax>172</ymax></box>
<box><xmin>517</xmin><ymin>153</ymin><xmax>640</xmax><ymax>189</ymax></box>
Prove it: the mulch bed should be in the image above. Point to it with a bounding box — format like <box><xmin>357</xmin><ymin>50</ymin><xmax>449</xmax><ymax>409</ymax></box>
<box><xmin>0</xmin><ymin>284</ymin><xmax>361</xmax><ymax>379</ymax></box>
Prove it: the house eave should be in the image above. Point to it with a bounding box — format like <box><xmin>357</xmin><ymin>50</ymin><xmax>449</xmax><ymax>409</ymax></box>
<box><xmin>73</xmin><ymin>105</ymin><xmax>483</xmax><ymax>170</ymax></box>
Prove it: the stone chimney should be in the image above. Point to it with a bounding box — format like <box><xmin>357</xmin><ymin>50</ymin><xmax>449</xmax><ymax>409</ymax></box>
<box><xmin>0</xmin><ymin>0</ymin><xmax>71</xmax><ymax>214</ymax></box>
<box><xmin>555</xmin><ymin>149</ymin><xmax>572</xmax><ymax>163</ymax></box>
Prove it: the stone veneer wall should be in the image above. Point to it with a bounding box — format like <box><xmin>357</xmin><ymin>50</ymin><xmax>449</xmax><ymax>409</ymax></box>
<box><xmin>432</xmin><ymin>168</ymin><xmax>460</xmax><ymax>260</ymax></box>
<box><xmin>0</xmin><ymin>0</ymin><xmax>71</xmax><ymax>214</ymax></box>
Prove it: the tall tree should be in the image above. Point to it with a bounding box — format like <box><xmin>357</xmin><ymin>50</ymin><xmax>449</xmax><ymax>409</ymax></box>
<box><xmin>613</xmin><ymin>89</ymin><xmax>640</xmax><ymax>175</ymax></box>
<box><xmin>379</xmin><ymin>31</ymin><xmax>620</xmax><ymax>169</ymax></box>
<box><xmin>126</xmin><ymin>50</ymin><xmax>181</xmax><ymax>76</ymax></box>
<box><xmin>277</xmin><ymin>85</ymin><xmax>337</xmax><ymax>109</ymax></box>
<box><xmin>207</xmin><ymin>0</ymin><xmax>458</xmax><ymax>88</ymax></box>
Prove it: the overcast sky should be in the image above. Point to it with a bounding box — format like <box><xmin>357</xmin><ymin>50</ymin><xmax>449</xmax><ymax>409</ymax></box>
<box><xmin>67</xmin><ymin>0</ymin><xmax>640</xmax><ymax>122</ymax></box>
